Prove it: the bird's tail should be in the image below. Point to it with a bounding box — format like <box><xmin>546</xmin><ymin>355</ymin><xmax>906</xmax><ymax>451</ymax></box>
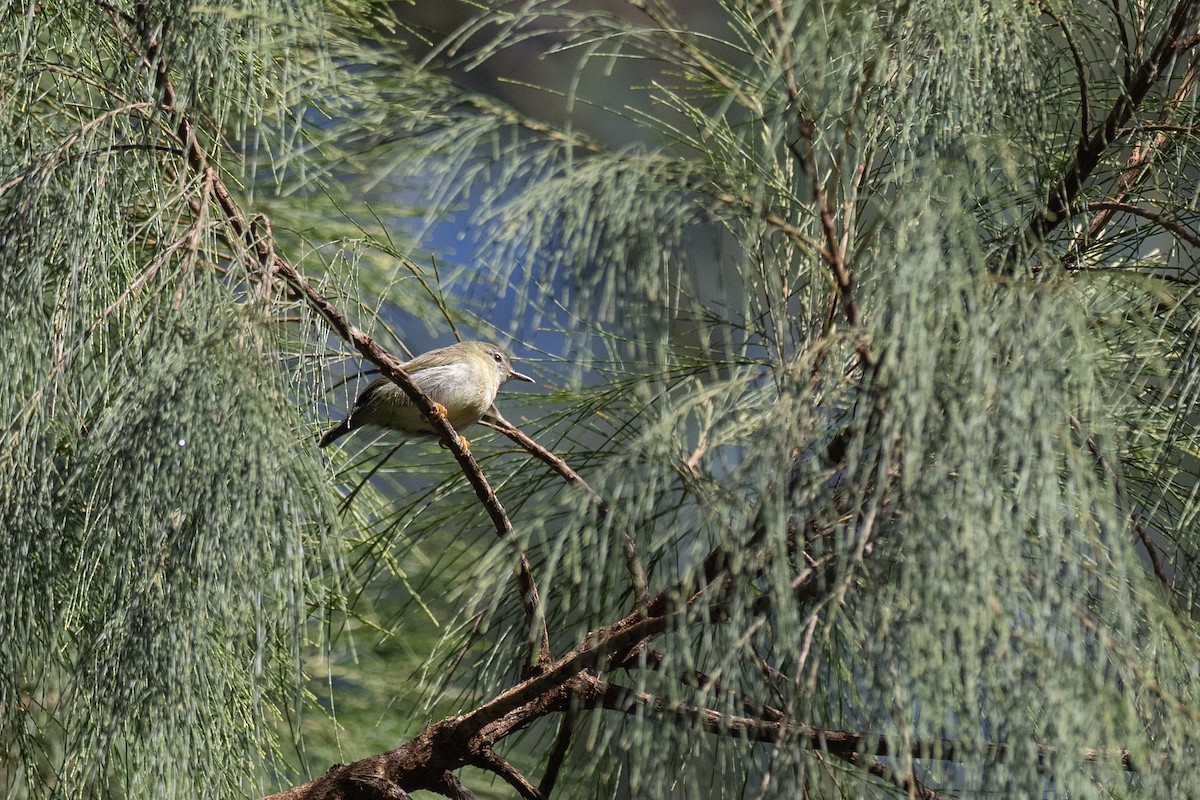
<box><xmin>317</xmin><ymin>418</ymin><xmax>353</xmax><ymax>448</ymax></box>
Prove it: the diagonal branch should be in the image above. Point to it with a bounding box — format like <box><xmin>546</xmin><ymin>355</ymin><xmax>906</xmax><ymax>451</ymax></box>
<box><xmin>766</xmin><ymin>1</ymin><xmax>873</xmax><ymax>366</ymax></box>
<box><xmin>472</xmin><ymin>750</ymin><xmax>544</xmax><ymax>800</ymax></box>
<box><xmin>1080</xmin><ymin>55</ymin><xmax>1200</xmax><ymax>253</ymax></box>
<box><xmin>485</xmin><ymin>409</ymin><xmax>650</xmax><ymax>608</ymax></box>
<box><xmin>537</xmin><ymin>709</ymin><xmax>575</xmax><ymax>798</ymax></box>
<box><xmin>1004</xmin><ymin>0</ymin><xmax>1200</xmax><ymax>268</ymax></box>
<box><xmin>137</xmin><ymin>9</ymin><xmax>556</xmax><ymax>667</ymax></box>
<box><xmin>1079</xmin><ymin>55</ymin><xmax>1200</xmax><ymax>250</ymax></box>
<box><xmin>1071</xmin><ymin>416</ymin><xmax>1172</xmax><ymax>589</ymax></box>
<box><xmin>1087</xmin><ymin>200</ymin><xmax>1200</xmax><ymax>250</ymax></box>
<box><xmin>1039</xmin><ymin>2</ymin><xmax>1091</xmax><ymax>157</ymax></box>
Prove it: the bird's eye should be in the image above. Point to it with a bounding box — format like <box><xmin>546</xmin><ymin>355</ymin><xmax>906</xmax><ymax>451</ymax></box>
<box><xmin>492</xmin><ymin>352</ymin><xmax>503</xmax><ymax>363</ymax></box>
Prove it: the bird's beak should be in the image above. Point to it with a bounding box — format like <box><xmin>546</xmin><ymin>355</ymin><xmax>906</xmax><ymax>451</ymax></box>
<box><xmin>509</xmin><ymin>368</ymin><xmax>536</xmax><ymax>383</ymax></box>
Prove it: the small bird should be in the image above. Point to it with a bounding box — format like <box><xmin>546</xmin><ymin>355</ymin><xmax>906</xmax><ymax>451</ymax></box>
<box><xmin>318</xmin><ymin>341</ymin><xmax>534</xmax><ymax>449</ymax></box>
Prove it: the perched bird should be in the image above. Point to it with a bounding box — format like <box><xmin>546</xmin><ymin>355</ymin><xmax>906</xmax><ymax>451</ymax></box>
<box><xmin>318</xmin><ymin>341</ymin><xmax>534</xmax><ymax>449</ymax></box>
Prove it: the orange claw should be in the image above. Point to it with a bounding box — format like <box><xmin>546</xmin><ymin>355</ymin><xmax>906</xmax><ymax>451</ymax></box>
<box><xmin>432</xmin><ymin>402</ymin><xmax>448</xmax><ymax>418</ymax></box>
<box><xmin>439</xmin><ymin>434</ymin><xmax>471</xmax><ymax>452</ymax></box>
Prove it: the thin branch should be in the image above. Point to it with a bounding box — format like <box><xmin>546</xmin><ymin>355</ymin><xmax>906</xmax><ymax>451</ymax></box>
<box><xmin>798</xmin><ymin>118</ymin><xmax>863</xmax><ymax>334</ymax></box>
<box><xmin>1081</xmin><ymin>55</ymin><xmax>1200</xmax><ymax>251</ymax></box>
<box><xmin>1040</xmin><ymin>2</ymin><xmax>1091</xmax><ymax>156</ymax></box>
<box><xmin>1003</xmin><ymin>0</ymin><xmax>1200</xmax><ymax>268</ymax></box>
<box><xmin>485</xmin><ymin>409</ymin><xmax>650</xmax><ymax>608</ymax></box>
<box><xmin>473</xmin><ymin>750</ymin><xmax>545</xmax><ymax>800</ymax></box>
<box><xmin>135</xmin><ymin>9</ymin><xmax>564</xmax><ymax>669</ymax></box>
<box><xmin>47</xmin><ymin>223</ymin><xmax>201</xmax><ymax>380</ymax></box>
<box><xmin>1071</xmin><ymin>416</ymin><xmax>1172</xmax><ymax>589</ymax></box>
<box><xmin>0</xmin><ymin>101</ymin><xmax>155</xmax><ymax>198</ymax></box>
<box><xmin>845</xmin><ymin>754</ymin><xmax>949</xmax><ymax>800</ymax></box>
<box><xmin>1109</xmin><ymin>0</ymin><xmax>1133</xmax><ymax>83</ymax></box>
<box><xmin>537</xmin><ymin>710</ymin><xmax>574</xmax><ymax>798</ymax></box>
<box><xmin>591</xmin><ymin>677</ymin><xmax>1145</xmax><ymax>771</ymax></box>
<box><xmin>766</xmin><ymin>2</ymin><xmax>873</xmax><ymax>366</ymax></box>
<box><xmin>708</xmin><ymin>189</ymin><xmax>827</xmax><ymax>260</ymax></box>
<box><xmin>1118</xmin><ymin>123</ymin><xmax>1200</xmax><ymax>135</ymax></box>
<box><xmin>1087</xmin><ymin>200</ymin><xmax>1200</xmax><ymax>250</ymax></box>
<box><xmin>626</xmin><ymin>0</ymin><xmax>764</xmax><ymax>118</ymax></box>
<box><xmin>627</xmin><ymin>648</ymin><xmax>786</xmax><ymax>722</ymax></box>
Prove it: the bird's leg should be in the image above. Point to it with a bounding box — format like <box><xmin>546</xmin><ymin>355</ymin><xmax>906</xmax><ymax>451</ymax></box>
<box><xmin>437</xmin><ymin>433</ymin><xmax>471</xmax><ymax>452</ymax></box>
<box><xmin>428</xmin><ymin>403</ymin><xmax>469</xmax><ymax>451</ymax></box>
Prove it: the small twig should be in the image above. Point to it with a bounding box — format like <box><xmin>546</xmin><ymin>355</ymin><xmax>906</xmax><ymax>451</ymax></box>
<box><xmin>593</xmin><ymin>678</ymin><xmax>794</xmax><ymax>742</ymax></box>
<box><xmin>709</xmin><ymin>190</ymin><xmax>827</xmax><ymax>260</ymax></box>
<box><xmin>1071</xmin><ymin>416</ymin><xmax>1172</xmax><ymax>589</ymax></box>
<box><xmin>1109</xmin><ymin>0</ymin><xmax>1133</xmax><ymax>83</ymax></box>
<box><xmin>845</xmin><ymin>754</ymin><xmax>948</xmax><ymax>800</ymax></box>
<box><xmin>48</xmin><ymin>228</ymin><xmax>196</xmax><ymax>379</ymax></box>
<box><xmin>682</xmin><ymin>436</ymin><xmax>708</xmax><ymax>475</ymax></box>
<box><xmin>627</xmin><ymin>0</ymin><xmax>764</xmax><ymax>118</ymax></box>
<box><xmin>592</xmin><ymin>676</ymin><xmax>1147</xmax><ymax>771</ymax></box>
<box><xmin>796</xmin><ymin>118</ymin><xmax>864</xmax><ymax>334</ymax></box>
<box><xmin>486</xmin><ymin>409</ymin><xmax>650</xmax><ymax>608</ymax></box>
<box><xmin>428</xmin><ymin>255</ymin><xmax>461</xmax><ymax>343</ymax></box>
<box><xmin>0</xmin><ymin>101</ymin><xmax>155</xmax><ymax>198</ymax></box>
<box><xmin>474</xmin><ymin>750</ymin><xmax>545</xmax><ymax>800</ymax></box>
<box><xmin>537</xmin><ymin>710</ymin><xmax>575</xmax><ymax>798</ymax></box>
<box><xmin>1039</xmin><ymin>2</ymin><xmax>1091</xmax><ymax>157</ymax></box>
<box><xmin>1086</xmin><ymin>200</ymin><xmax>1200</xmax><ymax>250</ymax></box>
<box><xmin>173</xmin><ymin>161</ymin><xmax>212</xmax><ymax>309</ymax></box>
<box><xmin>765</xmin><ymin>0</ymin><xmax>873</xmax><ymax>368</ymax></box>
<box><xmin>625</xmin><ymin>649</ymin><xmax>786</xmax><ymax>722</ymax></box>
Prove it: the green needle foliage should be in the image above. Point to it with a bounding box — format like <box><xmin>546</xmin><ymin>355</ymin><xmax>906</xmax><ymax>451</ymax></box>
<box><xmin>5</xmin><ymin>0</ymin><xmax>1200</xmax><ymax>799</ymax></box>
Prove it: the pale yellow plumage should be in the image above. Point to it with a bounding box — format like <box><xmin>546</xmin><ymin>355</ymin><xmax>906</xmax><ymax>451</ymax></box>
<box><xmin>318</xmin><ymin>341</ymin><xmax>534</xmax><ymax>448</ymax></box>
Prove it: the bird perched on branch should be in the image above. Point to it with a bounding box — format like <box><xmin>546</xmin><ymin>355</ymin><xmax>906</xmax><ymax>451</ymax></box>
<box><xmin>318</xmin><ymin>340</ymin><xmax>534</xmax><ymax>449</ymax></box>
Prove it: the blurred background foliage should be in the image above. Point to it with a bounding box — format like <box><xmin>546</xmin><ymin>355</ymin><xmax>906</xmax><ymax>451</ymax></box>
<box><xmin>4</xmin><ymin>0</ymin><xmax>1200</xmax><ymax>798</ymax></box>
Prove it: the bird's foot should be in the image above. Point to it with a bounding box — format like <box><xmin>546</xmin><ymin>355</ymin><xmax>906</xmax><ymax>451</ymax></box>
<box><xmin>437</xmin><ymin>433</ymin><xmax>471</xmax><ymax>453</ymax></box>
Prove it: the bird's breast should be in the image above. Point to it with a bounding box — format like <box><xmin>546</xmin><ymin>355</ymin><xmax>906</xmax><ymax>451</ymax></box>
<box><xmin>415</xmin><ymin>363</ymin><xmax>496</xmax><ymax>428</ymax></box>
